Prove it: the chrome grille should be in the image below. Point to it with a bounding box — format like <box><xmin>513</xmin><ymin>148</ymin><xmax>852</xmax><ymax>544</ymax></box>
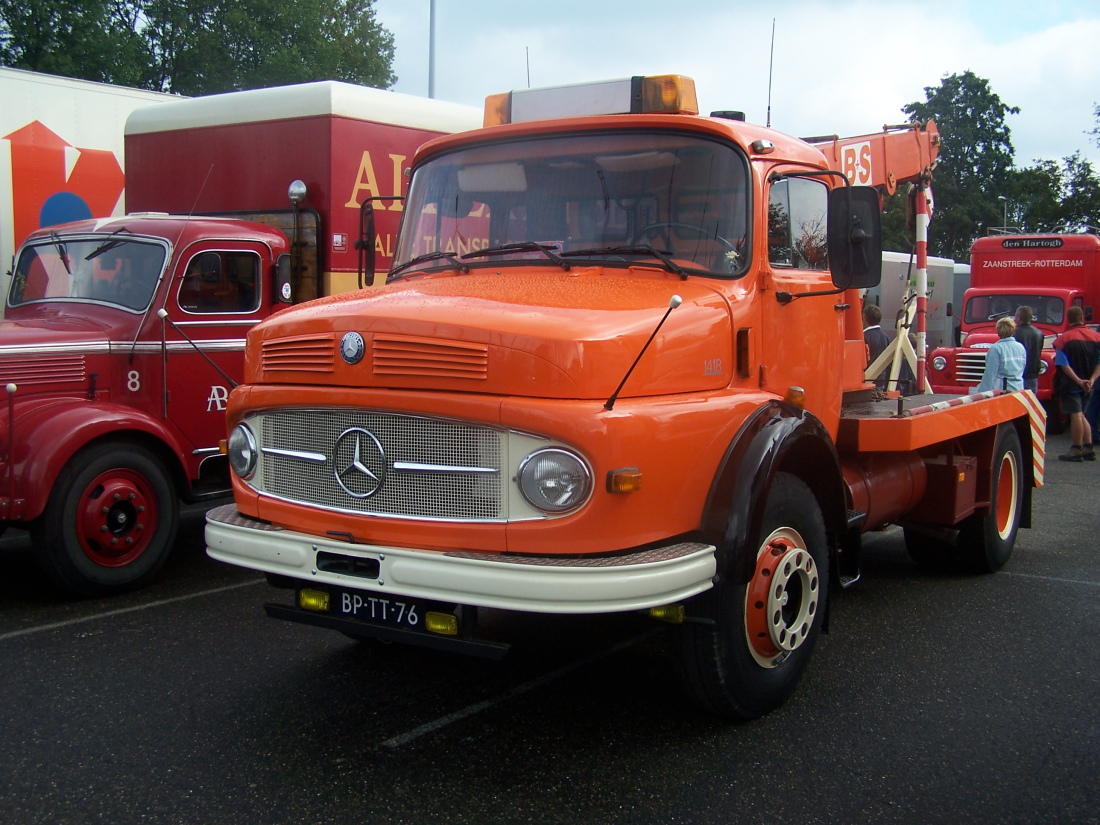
<box><xmin>956</xmin><ymin>351</ymin><xmax>986</xmax><ymax>383</ymax></box>
<box><xmin>259</xmin><ymin>409</ymin><xmax>503</xmax><ymax>520</ymax></box>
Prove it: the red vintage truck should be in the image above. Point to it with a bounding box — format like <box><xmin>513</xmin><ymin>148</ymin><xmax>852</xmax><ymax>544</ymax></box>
<box><xmin>927</xmin><ymin>233</ymin><xmax>1100</xmax><ymax>428</ymax></box>
<box><xmin>0</xmin><ymin>81</ymin><xmax>478</xmax><ymax>595</ymax></box>
<box><xmin>204</xmin><ymin>75</ymin><xmax>1046</xmax><ymax>718</ymax></box>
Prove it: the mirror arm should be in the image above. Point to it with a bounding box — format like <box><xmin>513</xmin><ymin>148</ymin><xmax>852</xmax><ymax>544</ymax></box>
<box><xmin>775</xmin><ymin>286</ymin><xmax>846</xmax><ymax>305</ymax></box>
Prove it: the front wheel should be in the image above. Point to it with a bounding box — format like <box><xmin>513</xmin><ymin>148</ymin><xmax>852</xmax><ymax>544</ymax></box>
<box><xmin>676</xmin><ymin>473</ymin><xmax>829</xmax><ymax>719</ymax></box>
<box><xmin>32</xmin><ymin>442</ymin><xmax>179</xmax><ymax>596</ymax></box>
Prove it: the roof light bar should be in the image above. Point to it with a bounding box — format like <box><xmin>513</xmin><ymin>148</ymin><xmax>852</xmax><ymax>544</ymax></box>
<box><xmin>483</xmin><ymin>75</ymin><xmax>699</xmax><ymax>126</ymax></box>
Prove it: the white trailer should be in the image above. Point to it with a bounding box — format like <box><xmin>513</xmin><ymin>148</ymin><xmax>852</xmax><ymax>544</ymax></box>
<box><xmin>866</xmin><ymin>250</ymin><xmax>958</xmax><ymax>350</ymax></box>
<box><xmin>0</xmin><ymin>68</ymin><xmax>177</xmax><ymax>279</ymax></box>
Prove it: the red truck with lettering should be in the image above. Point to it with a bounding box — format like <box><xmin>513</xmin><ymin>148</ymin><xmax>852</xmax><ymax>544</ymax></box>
<box><xmin>927</xmin><ymin>233</ymin><xmax>1100</xmax><ymax>429</ymax></box>
<box><xmin>205</xmin><ymin>75</ymin><xmax>1046</xmax><ymax>718</ymax></box>
<box><xmin>0</xmin><ymin>81</ymin><xmax>478</xmax><ymax>595</ymax></box>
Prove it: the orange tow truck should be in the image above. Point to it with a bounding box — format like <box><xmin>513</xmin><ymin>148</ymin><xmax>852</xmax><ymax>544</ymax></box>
<box><xmin>205</xmin><ymin>75</ymin><xmax>1045</xmax><ymax>718</ymax></box>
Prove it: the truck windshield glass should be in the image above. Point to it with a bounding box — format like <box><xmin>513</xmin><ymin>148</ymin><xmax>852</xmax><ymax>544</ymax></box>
<box><xmin>965</xmin><ymin>294</ymin><xmax>1064</xmax><ymax>325</ymax></box>
<box><xmin>393</xmin><ymin>131</ymin><xmax>750</xmax><ymax>278</ymax></box>
<box><xmin>9</xmin><ymin>238</ymin><xmax>166</xmax><ymax>312</ymax></box>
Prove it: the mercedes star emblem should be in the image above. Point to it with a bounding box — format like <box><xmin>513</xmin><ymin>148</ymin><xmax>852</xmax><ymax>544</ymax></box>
<box><xmin>340</xmin><ymin>331</ymin><xmax>365</xmax><ymax>365</ymax></box>
<box><xmin>333</xmin><ymin>427</ymin><xmax>387</xmax><ymax>498</ymax></box>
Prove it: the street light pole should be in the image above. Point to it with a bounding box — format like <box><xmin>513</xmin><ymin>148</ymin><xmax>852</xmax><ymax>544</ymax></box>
<box><xmin>998</xmin><ymin>195</ymin><xmax>1008</xmax><ymax>232</ymax></box>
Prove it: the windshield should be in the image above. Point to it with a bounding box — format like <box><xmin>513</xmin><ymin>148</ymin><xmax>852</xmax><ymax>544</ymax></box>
<box><xmin>393</xmin><ymin>131</ymin><xmax>750</xmax><ymax>278</ymax></box>
<box><xmin>9</xmin><ymin>236</ymin><xmax>167</xmax><ymax>312</ymax></box>
<box><xmin>964</xmin><ymin>294</ymin><xmax>1065</xmax><ymax>325</ymax></box>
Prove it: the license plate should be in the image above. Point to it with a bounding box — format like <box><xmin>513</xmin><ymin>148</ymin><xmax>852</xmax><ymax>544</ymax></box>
<box><xmin>334</xmin><ymin>590</ymin><xmax>427</xmax><ymax>630</ymax></box>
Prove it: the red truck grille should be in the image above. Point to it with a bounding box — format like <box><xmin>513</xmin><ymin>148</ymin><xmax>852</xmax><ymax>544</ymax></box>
<box><xmin>260</xmin><ymin>334</ymin><xmax>335</xmax><ymax>373</ymax></box>
<box><xmin>373</xmin><ymin>334</ymin><xmax>488</xmax><ymax>380</ymax></box>
<box><xmin>0</xmin><ymin>355</ymin><xmax>86</xmax><ymax>387</ymax></box>
<box><xmin>955</xmin><ymin>351</ymin><xmax>986</xmax><ymax>383</ymax></box>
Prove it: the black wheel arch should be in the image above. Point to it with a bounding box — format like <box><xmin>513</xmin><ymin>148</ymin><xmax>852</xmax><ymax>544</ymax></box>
<box><xmin>701</xmin><ymin>401</ymin><xmax>848</xmax><ymax>586</ymax></box>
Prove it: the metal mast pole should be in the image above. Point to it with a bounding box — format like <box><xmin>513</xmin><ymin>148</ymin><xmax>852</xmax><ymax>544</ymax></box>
<box><xmin>428</xmin><ymin>0</ymin><xmax>436</xmax><ymax>98</ymax></box>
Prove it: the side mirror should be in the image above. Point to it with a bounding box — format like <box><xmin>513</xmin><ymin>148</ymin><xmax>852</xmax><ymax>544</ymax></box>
<box><xmin>275</xmin><ymin>254</ymin><xmax>293</xmax><ymax>303</ymax></box>
<box><xmin>827</xmin><ymin>186</ymin><xmax>882</xmax><ymax>290</ymax></box>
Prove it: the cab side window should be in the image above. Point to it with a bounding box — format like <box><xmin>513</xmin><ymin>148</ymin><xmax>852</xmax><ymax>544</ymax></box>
<box><xmin>768</xmin><ymin>178</ymin><xmax>829</xmax><ymax>270</ymax></box>
<box><xmin>179</xmin><ymin>250</ymin><xmax>260</xmax><ymax>313</ymax></box>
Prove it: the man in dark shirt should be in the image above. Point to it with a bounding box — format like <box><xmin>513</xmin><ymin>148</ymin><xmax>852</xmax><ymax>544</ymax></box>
<box><xmin>1053</xmin><ymin>305</ymin><xmax>1100</xmax><ymax>461</ymax></box>
<box><xmin>1013</xmin><ymin>305</ymin><xmax>1044</xmax><ymax>392</ymax></box>
<box><xmin>863</xmin><ymin>304</ymin><xmax>890</xmax><ymax>391</ymax></box>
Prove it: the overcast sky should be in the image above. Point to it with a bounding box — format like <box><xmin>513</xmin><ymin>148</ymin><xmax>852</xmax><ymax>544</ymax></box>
<box><xmin>373</xmin><ymin>0</ymin><xmax>1100</xmax><ymax>171</ymax></box>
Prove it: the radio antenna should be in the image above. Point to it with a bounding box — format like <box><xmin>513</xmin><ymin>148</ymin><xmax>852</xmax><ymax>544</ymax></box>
<box><xmin>766</xmin><ymin>17</ymin><xmax>776</xmax><ymax>127</ymax></box>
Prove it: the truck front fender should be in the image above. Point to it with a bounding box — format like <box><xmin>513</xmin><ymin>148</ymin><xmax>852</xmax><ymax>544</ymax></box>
<box><xmin>5</xmin><ymin>397</ymin><xmax>188</xmax><ymax>522</ymax></box>
<box><xmin>702</xmin><ymin>402</ymin><xmax>848</xmax><ymax>586</ymax></box>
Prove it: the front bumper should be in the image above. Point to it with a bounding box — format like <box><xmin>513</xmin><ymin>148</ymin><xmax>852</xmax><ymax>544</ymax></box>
<box><xmin>205</xmin><ymin>504</ymin><xmax>717</xmax><ymax>614</ymax></box>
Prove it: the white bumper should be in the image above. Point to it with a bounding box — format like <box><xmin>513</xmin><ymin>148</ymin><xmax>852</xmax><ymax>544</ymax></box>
<box><xmin>205</xmin><ymin>504</ymin><xmax>716</xmax><ymax>614</ymax></box>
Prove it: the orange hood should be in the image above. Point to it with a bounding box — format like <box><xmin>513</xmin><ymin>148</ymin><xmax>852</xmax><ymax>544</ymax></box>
<box><xmin>247</xmin><ymin>267</ymin><xmax>735</xmax><ymax>400</ymax></box>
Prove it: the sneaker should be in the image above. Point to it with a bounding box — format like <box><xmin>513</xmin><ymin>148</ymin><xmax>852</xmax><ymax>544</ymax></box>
<box><xmin>1059</xmin><ymin>447</ymin><xmax>1084</xmax><ymax>462</ymax></box>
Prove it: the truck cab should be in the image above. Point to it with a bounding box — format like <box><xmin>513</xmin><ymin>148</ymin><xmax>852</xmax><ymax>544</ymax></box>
<box><xmin>1</xmin><ymin>214</ymin><xmax>288</xmax><ymax>594</ymax></box>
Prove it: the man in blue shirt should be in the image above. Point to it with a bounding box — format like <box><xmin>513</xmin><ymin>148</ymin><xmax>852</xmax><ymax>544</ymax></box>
<box><xmin>977</xmin><ymin>317</ymin><xmax>1026</xmax><ymax>393</ymax></box>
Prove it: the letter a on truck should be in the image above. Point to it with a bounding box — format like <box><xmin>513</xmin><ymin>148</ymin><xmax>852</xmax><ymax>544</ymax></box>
<box><xmin>206</xmin><ymin>75</ymin><xmax>1045</xmax><ymax>718</ymax></box>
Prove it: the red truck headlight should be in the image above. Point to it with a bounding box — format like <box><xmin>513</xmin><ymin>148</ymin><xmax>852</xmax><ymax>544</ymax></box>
<box><xmin>931</xmin><ymin>356</ymin><xmax>948</xmax><ymax>371</ymax></box>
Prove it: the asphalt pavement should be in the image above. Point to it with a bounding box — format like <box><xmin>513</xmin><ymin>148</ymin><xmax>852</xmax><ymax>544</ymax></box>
<box><xmin>1</xmin><ymin>431</ymin><xmax>1097</xmax><ymax>825</ymax></box>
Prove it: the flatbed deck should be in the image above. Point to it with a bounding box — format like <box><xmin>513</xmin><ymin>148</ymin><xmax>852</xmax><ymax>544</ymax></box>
<box><xmin>838</xmin><ymin>390</ymin><xmax>1046</xmax><ymax>453</ymax></box>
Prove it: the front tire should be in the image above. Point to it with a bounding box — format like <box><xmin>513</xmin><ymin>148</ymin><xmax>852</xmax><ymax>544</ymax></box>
<box><xmin>32</xmin><ymin>442</ymin><xmax>179</xmax><ymax>596</ymax></box>
<box><xmin>676</xmin><ymin>473</ymin><xmax>829</xmax><ymax>719</ymax></box>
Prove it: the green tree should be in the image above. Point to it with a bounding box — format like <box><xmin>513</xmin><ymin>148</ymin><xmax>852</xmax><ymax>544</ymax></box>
<box><xmin>0</xmin><ymin>0</ymin><xmax>150</xmax><ymax>86</ymax></box>
<box><xmin>1</xmin><ymin>0</ymin><xmax>395</xmax><ymax>95</ymax></box>
<box><xmin>1003</xmin><ymin>153</ymin><xmax>1100</xmax><ymax>233</ymax></box>
<box><xmin>902</xmin><ymin>71</ymin><xmax>1019</xmax><ymax>260</ymax></box>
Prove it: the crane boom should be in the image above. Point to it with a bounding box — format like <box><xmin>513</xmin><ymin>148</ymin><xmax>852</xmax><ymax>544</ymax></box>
<box><xmin>808</xmin><ymin>121</ymin><xmax>940</xmax><ymax>194</ymax></box>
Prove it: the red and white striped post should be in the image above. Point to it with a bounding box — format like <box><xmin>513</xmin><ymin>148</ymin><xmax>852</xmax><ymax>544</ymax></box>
<box><xmin>913</xmin><ymin>177</ymin><xmax>933</xmax><ymax>391</ymax></box>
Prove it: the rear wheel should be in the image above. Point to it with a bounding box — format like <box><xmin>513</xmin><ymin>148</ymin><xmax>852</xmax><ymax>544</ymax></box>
<box><xmin>904</xmin><ymin>424</ymin><xmax>1024</xmax><ymax>574</ymax></box>
<box><xmin>676</xmin><ymin>473</ymin><xmax>828</xmax><ymax>719</ymax></box>
<box><xmin>32</xmin><ymin>442</ymin><xmax>178</xmax><ymax>596</ymax></box>
<box><xmin>959</xmin><ymin>424</ymin><xmax>1024</xmax><ymax>572</ymax></box>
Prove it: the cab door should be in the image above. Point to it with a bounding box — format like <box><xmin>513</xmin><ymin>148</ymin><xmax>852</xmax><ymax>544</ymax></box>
<box><xmin>161</xmin><ymin>241</ymin><xmax>269</xmax><ymax>467</ymax></box>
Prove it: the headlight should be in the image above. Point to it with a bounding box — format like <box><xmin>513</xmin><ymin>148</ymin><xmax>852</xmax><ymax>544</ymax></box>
<box><xmin>518</xmin><ymin>448</ymin><xmax>592</xmax><ymax>513</ymax></box>
<box><xmin>931</xmin><ymin>356</ymin><xmax>947</xmax><ymax>371</ymax></box>
<box><xmin>228</xmin><ymin>423</ymin><xmax>258</xmax><ymax>479</ymax></box>
<box><xmin>1039</xmin><ymin>360</ymin><xmax>1048</xmax><ymax>375</ymax></box>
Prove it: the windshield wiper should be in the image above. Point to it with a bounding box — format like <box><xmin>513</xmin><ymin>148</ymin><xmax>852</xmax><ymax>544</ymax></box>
<box><xmin>389</xmin><ymin>250</ymin><xmax>469</xmax><ymax>280</ymax></box>
<box><xmin>85</xmin><ymin>226</ymin><xmax>131</xmax><ymax>261</ymax></box>
<box><xmin>560</xmin><ymin>245</ymin><xmax>687</xmax><ymax>279</ymax></box>
<box><xmin>49</xmin><ymin>231</ymin><xmax>71</xmax><ymax>275</ymax></box>
<box><xmin>462</xmin><ymin>242</ymin><xmax>570</xmax><ymax>270</ymax></box>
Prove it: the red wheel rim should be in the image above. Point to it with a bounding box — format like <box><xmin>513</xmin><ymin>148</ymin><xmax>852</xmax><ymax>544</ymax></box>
<box><xmin>745</xmin><ymin>529</ymin><xmax>819</xmax><ymax>668</ymax></box>
<box><xmin>76</xmin><ymin>468</ymin><xmax>157</xmax><ymax>567</ymax></box>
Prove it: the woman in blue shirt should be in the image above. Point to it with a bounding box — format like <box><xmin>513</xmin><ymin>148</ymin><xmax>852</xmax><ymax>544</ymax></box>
<box><xmin>977</xmin><ymin>317</ymin><xmax>1027</xmax><ymax>393</ymax></box>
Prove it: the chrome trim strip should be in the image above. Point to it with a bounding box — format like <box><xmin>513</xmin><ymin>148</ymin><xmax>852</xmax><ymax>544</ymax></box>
<box><xmin>261</xmin><ymin>446</ymin><xmax>328</xmax><ymax>463</ymax></box>
<box><xmin>392</xmin><ymin>461</ymin><xmax>498</xmax><ymax>474</ymax></box>
<box><xmin>192</xmin><ymin>447</ymin><xmax>221</xmax><ymax>456</ymax></box>
<box><xmin>173</xmin><ymin>320</ymin><xmax>261</xmax><ymax>328</ymax></box>
<box><xmin>0</xmin><ymin>342</ymin><xmax>112</xmax><ymax>356</ymax></box>
<box><xmin>0</xmin><ymin>340</ymin><xmax>246</xmax><ymax>357</ymax></box>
